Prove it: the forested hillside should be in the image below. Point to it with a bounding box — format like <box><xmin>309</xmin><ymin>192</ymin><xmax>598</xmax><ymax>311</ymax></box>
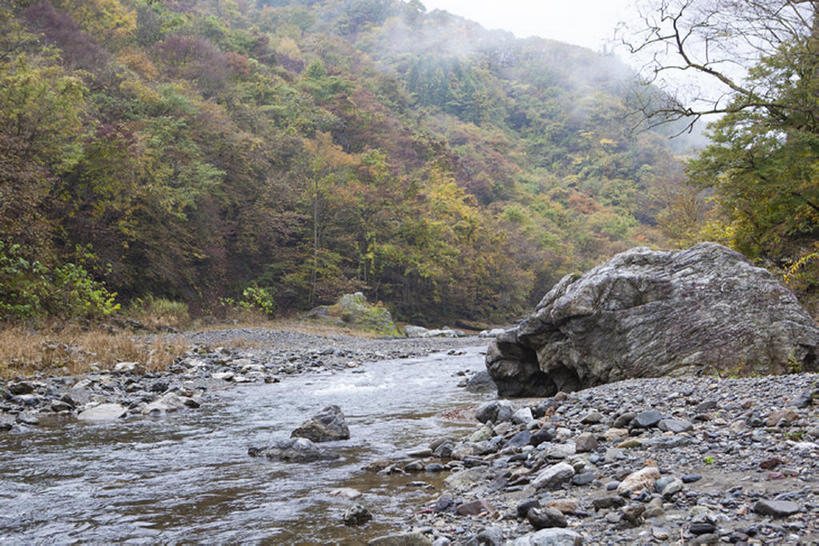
<box><xmin>1</xmin><ymin>0</ymin><xmax>687</xmax><ymax>324</ymax></box>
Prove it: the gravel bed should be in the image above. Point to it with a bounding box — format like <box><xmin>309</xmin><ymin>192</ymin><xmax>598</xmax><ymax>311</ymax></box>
<box><xmin>379</xmin><ymin>373</ymin><xmax>818</xmax><ymax>545</ymax></box>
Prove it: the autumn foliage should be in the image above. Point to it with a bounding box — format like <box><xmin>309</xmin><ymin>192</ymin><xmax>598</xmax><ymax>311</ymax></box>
<box><xmin>0</xmin><ymin>0</ymin><xmax>683</xmax><ymax>325</ymax></box>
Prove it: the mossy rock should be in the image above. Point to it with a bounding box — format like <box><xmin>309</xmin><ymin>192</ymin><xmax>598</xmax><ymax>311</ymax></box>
<box><xmin>308</xmin><ymin>292</ymin><xmax>400</xmax><ymax>336</ymax></box>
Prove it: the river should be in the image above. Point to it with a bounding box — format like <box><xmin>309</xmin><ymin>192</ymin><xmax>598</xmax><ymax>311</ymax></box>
<box><xmin>0</xmin><ymin>345</ymin><xmax>491</xmax><ymax>543</ymax></box>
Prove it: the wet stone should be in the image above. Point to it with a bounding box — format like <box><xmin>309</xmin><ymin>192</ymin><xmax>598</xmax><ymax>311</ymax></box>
<box><xmin>613</xmin><ymin>413</ymin><xmax>636</xmax><ymax>428</ymax></box>
<box><xmin>658</xmin><ymin>418</ymin><xmax>693</xmax><ymax>433</ymax></box>
<box><xmin>456</xmin><ymin>500</ymin><xmax>494</xmax><ymax>516</ymax></box>
<box><xmin>621</xmin><ymin>504</ymin><xmax>645</xmax><ymax>525</ymax></box>
<box><xmin>753</xmin><ymin>499</ymin><xmax>802</xmax><ymax>518</ymax></box>
<box><xmin>527</xmin><ymin>507</ymin><xmax>567</xmax><ymax>529</ymax></box>
<box><xmin>530</xmin><ymin>428</ymin><xmax>555</xmax><ymax>446</ymax></box>
<box><xmin>473</xmin><ymin>526</ymin><xmax>504</xmax><ymax>546</ymax></box>
<box><xmin>368</xmin><ymin>532</ymin><xmax>433</xmax><ymax>546</ymax></box>
<box><xmin>343</xmin><ymin>504</ymin><xmax>372</xmax><ymax>526</ymax></box>
<box><xmin>574</xmin><ymin>432</ymin><xmax>597</xmax><ymax>453</ymax></box>
<box><xmin>507</xmin><ymin>430</ymin><xmax>532</xmax><ymax>448</ymax></box>
<box><xmin>571</xmin><ymin>472</ymin><xmax>596</xmax><ymax>486</ymax></box>
<box><xmin>580</xmin><ymin>410</ymin><xmax>603</xmax><ymax>424</ymax></box>
<box><xmin>517</xmin><ymin>499</ymin><xmax>541</xmax><ymax>519</ymax></box>
<box><xmin>634</xmin><ymin>409</ymin><xmax>663</xmax><ymax>428</ymax></box>
<box><xmin>532</xmin><ymin>462</ymin><xmax>575</xmax><ymax>490</ymax></box>
<box><xmin>16</xmin><ymin>412</ymin><xmax>40</xmax><ymax>426</ymax></box>
<box><xmin>689</xmin><ymin>522</ymin><xmax>716</xmax><ymax>535</ymax></box>
<box><xmin>511</xmin><ymin>528</ymin><xmax>583</xmax><ymax>546</ymax></box>
<box><xmin>592</xmin><ymin>496</ymin><xmax>626</xmax><ymax>510</ymax></box>
<box><xmin>434</xmin><ymin>496</ymin><xmax>454</xmax><ymax>513</ymax></box>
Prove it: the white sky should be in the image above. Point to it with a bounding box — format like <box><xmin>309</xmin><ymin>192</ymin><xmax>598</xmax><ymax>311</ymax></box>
<box><xmin>419</xmin><ymin>0</ymin><xmax>638</xmax><ymax>52</ymax></box>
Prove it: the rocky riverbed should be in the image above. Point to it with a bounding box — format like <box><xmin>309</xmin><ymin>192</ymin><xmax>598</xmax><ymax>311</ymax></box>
<box><xmin>389</xmin><ymin>373</ymin><xmax>818</xmax><ymax>545</ymax></box>
<box><xmin>0</xmin><ymin>327</ymin><xmax>480</xmax><ymax>431</ymax></box>
<box><xmin>2</xmin><ymin>328</ymin><xmax>817</xmax><ymax>544</ymax></box>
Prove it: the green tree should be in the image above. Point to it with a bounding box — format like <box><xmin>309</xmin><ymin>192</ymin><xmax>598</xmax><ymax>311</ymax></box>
<box><xmin>624</xmin><ymin>0</ymin><xmax>818</xmax><ymax>262</ymax></box>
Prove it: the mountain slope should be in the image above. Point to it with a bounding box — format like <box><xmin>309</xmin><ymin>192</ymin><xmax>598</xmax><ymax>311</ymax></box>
<box><xmin>0</xmin><ymin>0</ymin><xmax>686</xmax><ymax>323</ymax></box>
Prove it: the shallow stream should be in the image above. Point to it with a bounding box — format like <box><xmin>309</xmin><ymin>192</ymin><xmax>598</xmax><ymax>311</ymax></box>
<box><xmin>0</xmin><ymin>346</ymin><xmax>491</xmax><ymax>543</ymax></box>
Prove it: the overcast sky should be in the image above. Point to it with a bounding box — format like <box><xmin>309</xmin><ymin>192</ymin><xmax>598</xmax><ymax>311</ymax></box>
<box><xmin>420</xmin><ymin>0</ymin><xmax>638</xmax><ymax>52</ymax></box>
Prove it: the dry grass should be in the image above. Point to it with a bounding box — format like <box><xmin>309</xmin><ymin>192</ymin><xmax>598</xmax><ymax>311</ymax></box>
<box><xmin>126</xmin><ymin>296</ymin><xmax>191</xmax><ymax>330</ymax></box>
<box><xmin>0</xmin><ymin>325</ymin><xmax>189</xmax><ymax>379</ymax></box>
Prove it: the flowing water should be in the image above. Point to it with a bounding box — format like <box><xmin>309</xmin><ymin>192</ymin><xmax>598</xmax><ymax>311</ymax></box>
<box><xmin>0</xmin><ymin>346</ymin><xmax>492</xmax><ymax>544</ymax></box>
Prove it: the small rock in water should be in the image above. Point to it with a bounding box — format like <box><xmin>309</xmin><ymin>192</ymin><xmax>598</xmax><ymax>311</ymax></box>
<box><xmin>291</xmin><ymin>405</ymin><xmax>350</xmax><ymax>442</ymax></box>
<box><xmin>329</xmin><ymin>487</ymin><xmax>362</xmax><ymax>499</ymax></box>
<box><xmin>143</xmin><ymin>392</ymin><xmax>186</xmax><ymax>415</ymax></box>
<box><xmin>343</xmin><ymin>504</ymin><xmax>372</xmax><ymax>526</ymax></box>
<box><xmin>16</xmin><ymin>412</ymin><xmax>41</xmax><ymax>426</ymax></box>
<box><xmin>77</xmin><ymin>403</ymin><xmax>127</xmax><ymax>422</ymax></box>
<box><xmin>247</xmin><ymin>438</ymin><xmax>339</xmax><ymax>463</ymax></box>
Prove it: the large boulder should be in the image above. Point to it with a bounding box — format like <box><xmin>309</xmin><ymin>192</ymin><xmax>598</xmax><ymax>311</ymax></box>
<box><xmin>487</xmin><ymin>243</ymin><xmax>818</xmax><ymax>397</ymax></box>
<box><xmin>291</xmin><ymin>405</ymin><xmax>350</xmax><ymax>442</ymax></box>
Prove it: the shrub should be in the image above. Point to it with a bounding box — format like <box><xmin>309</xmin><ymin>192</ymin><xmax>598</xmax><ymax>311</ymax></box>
<box><xmin>0</xmin><ymin>241</ymin><xmax>119</xmax><ymax>322</ymax></box>
<box><xmin>239</xmin><ymin>285</ymin><xmax>276</xmax><ymax>317</ymax></box>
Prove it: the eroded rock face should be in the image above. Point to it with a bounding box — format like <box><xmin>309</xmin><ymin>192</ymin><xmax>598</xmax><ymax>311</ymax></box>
<box><xmin>487</xmin><ymin>243</ymin><xmax>818</xmax><ymax>397</ymax></box>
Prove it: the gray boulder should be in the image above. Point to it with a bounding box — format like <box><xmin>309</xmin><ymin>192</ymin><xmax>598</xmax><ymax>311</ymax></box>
<box><xmin>486</xmin><ymin>243</ymin><xmax>818</xmax><ymax>397</ymax></box>
<box><xmin>291</xmin><ymin>405</ymin><xmax>350</xmax><ymax>442</ymax></box>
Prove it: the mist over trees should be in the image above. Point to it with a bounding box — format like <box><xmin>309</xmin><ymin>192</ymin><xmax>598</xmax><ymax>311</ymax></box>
<box><xmin>0</xmin><ymin>0</ymin><xmax>737</xmax><ymax>324</ymax></box>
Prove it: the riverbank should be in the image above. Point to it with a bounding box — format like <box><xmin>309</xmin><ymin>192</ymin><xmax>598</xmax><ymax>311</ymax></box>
<box><xmin>392</xmin><ymin>373</ymin><xmax>818</xmax><ymax>545</ymax></box>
